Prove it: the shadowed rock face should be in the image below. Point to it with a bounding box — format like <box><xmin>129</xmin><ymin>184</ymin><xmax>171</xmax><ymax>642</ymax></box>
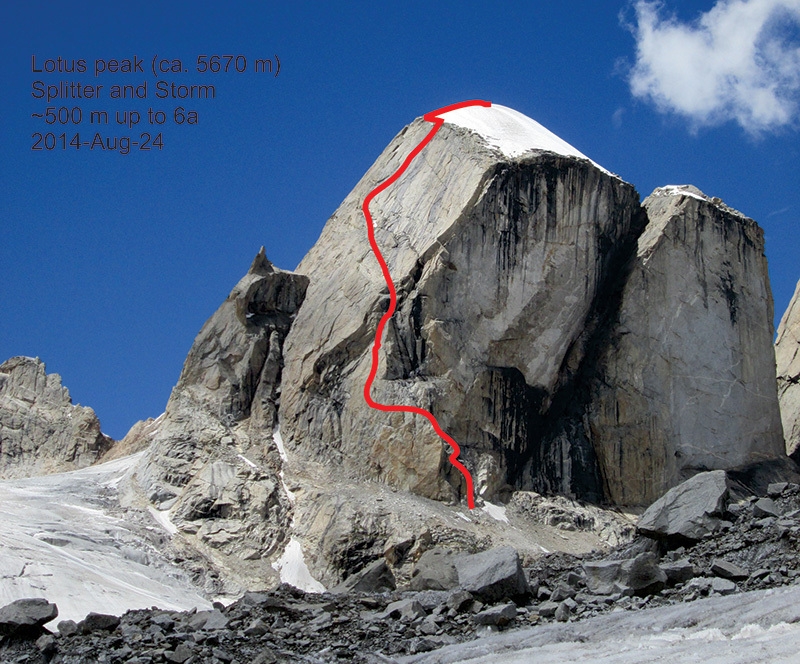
<box><xmin>0</xmin><ymin>357</ymin><xmax>112</xmax><ymax>479</ymax></box>
<box><xmin>776</xmin><ymin>280</ymin><xmax>800</xmax><ymax>462</ymax></box>
<box><xmin>133</xmin><ymin>249</ymin><xmax>309</xmax><ymax>590</ymax></box>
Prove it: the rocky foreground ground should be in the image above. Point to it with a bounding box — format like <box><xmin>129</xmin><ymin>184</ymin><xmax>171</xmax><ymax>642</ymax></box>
<box><xmin>2</xmin><ymin>472</ymin><xmax>800</xmax><ymax>663</ymax></box>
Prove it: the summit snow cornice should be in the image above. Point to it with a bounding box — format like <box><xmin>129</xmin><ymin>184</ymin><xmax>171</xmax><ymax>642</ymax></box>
<box><xmin>439</xmin><ymin>103</ymin><xmax>612</xmax><ymax>175</ymax></box>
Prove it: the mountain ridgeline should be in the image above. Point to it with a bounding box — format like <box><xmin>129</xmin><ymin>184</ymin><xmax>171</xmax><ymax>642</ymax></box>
<box><xmin>2</xmin><ymin>104</ymin><xmax>797</xmax><ymax>596</ymax></box>
<box><xmin>278</xmin><ymin>105</ymin><xmax>786</xmax><ymax>507</ymax></box>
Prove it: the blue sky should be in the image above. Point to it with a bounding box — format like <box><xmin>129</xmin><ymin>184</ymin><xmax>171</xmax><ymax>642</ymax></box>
<box><xmin>2</xmin><ymin>1</ymin><xmax>799</xmax><ymax>439</ymax></box>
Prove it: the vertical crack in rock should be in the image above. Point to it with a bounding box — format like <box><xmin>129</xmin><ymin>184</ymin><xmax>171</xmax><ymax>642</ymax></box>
<box><xmin>518</xmin><ymin>194</ymin><xmax>649</xmax><ymax>503</ymax></box>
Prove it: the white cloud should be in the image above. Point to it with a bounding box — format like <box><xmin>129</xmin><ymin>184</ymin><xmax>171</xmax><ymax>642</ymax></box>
<box><xmin>628</xmin><ymin>0</ymin><xmax>800</xmax><ymax>133</ymax></box>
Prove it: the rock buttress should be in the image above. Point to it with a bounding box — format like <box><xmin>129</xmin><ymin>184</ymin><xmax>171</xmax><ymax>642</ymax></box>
<box><xmin>588</xmin><ymin>187</ymin><xmax>786</xmax><ymax>505</ymax></box>
<box><xmin>0</xmin><ymin>357</ymin><xmax>113</xmax><ymax>479</ymax></box>
<box><xmin>279</xmin><ymin>115</ymin><xmax>644</xmax><ymax>504</ymax></box>
<box><xmin>133</xmin><ymin>248</ymin><xmax>309</xmax><ymax>591</ymax></box>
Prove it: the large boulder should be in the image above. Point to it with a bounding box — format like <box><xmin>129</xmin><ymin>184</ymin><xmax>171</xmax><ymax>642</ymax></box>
<box><xmin>583</xmin><ymin>552</ymin><xmax>667</xmax><ymax>596</ymax></box>
<box><xmin>637</xmin><ymin>469</ymin><xmax>730</xmax><ymax>541</ymax></box>
<box><xmin>454</xmin><ymin>545</ymin><xmax>530</xmax><ymax>601</ymax></box>
<box><xmin>331</xmin><ymin>559</ymin><xmax>396</xmax><ymax>594</ymax></box>
<box><xmin>79</xmin><ymin>612</ymin><xmax>120</xmax><ymax>633</ymax></box>
<box><xmin>776</xmin><ymin>279</ymin><xmax>800</xmax><ymax>462</ymax></box>
<box><xmin>0</xmin><ymin>357</ymin><xmax>113</xmax><ymax>479</ymax></box>
<box><xmin>409</xmin><ymin>548</ymin><xmax>459</xmax><ymax>591</ymax></box>
<box><xmin>0</xmin><ymin>598</ymin><xmax>58</xmax><ymax>637</ymax></box>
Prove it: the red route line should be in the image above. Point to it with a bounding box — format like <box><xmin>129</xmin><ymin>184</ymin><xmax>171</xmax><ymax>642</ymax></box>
<box><xmin>361</xmin><ymin>99</ymin><xmax>491</xmax><ymax>510</ymax></box>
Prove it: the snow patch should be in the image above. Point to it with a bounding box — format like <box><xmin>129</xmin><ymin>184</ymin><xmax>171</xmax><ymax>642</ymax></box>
<box><xmin>273</xmin><ymin>426</ymin><xmax>295</xmax><ymax>503</ymax></box>
<box><xmin>237</xmin><ymin>454</ymin><xmax>258</xmax><ymax>469</ymax></box>
<box><xmin>481</xmin><ymin>500</ymin><xmax>509</xmax><ymax>523</ymax></box>
<box><xmin>148</xmin><ymin>506</ymin><xmax>178</xmax><ymax>536</ymax></box>
<box><xmin>268</xmin><ymin>427</ymin><xmax>320</xmax><ymax>589</ymax></box>
<box><xmin>456</xmin><ymin>512</ymin><xmax>471</xmax><ymax>522</ymax></box>
<box><xmin>440</xmin><ymin>103</ymin><xmax>610</xmax><ymax>174</ymax></box>
<box><xmin>271</xmin><ymin>537</ymin><xmax>326</xmax><ymax>593</ymax></box>
<box><xmin>273</xmin><ymin>426</ymin><xmax>288</xmax><ymax>463</ymax></box>
<box><xmin>652</xmin><ymin>184</ymin><xmax>709</xmax><ymax>202</ymax></box>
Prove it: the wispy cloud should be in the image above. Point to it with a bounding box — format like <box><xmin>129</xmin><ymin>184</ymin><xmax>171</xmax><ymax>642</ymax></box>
<box><xmin>767</xmin><ymin>205</ymin><xmax>792</xmax><ymax>216</ymax></box>
<box><xmin>627</xmin><ymin>0</ymin><xmax>800</xmax><ymax>134</ymax></box>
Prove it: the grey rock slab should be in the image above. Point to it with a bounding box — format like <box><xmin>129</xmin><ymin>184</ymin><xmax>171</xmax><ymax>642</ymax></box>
<box><xmin>660</xmin><ymin>560</ymin><xmax>695</xmax><ymax>585</ymax></box>
<box><xmin>381</xmin><ymin>599</ymin><xmax>426</xmax><ymax>622</ymax></box>
<box><xmin>549</xmin><ymin>583</ymin><xmax>576</xmax><ymax>602</ymax></box>
<box><xmin>767</xmin><ymin>481</ymin><xmax>789</xmax><ymax>497</ymax></box>
<box><xmin>332</xmin><ymin>559</ymin><xmax>396</xmax><ymax>594</ymax></box>
<box><xmin>252</xmin><ymin>648</ymin><xmax>279</xmax><ymax>664</ymax></box>
<box><xmin>554</xmin><ymin>602</ymin><xmax>572</xmax><ymax>623</ymax></box>
<box><xmin>420</xmin><ymin>615</ymin><xmax>440</xmax><ymax>635</ymax></box>
<box><xmin>473</xmin><ymin>603</ymin><xmax>517</xmax><ymax>626</ymax></box>
<box><xmin>35</xmin><ymin>633</ymin><xmax>57</xmax><ymax>657</ymax></box>
<box><xmin>150</xmin><ymin>613</ymin><xmax>175</xmax><ymax>631</ymax></box>
<box><xmin>238</xmin><ymin>591</ymin><xmax>272</xmax><ymax>606</ymax></box>
<box><xmin>409</xmin><ymin>548</ymin><xmax>459</xmax><ymax>591</ymax></box>
<box><xmin>454</xmin><ymin>546</ymin><xmax>530</xmax><ymax>602</ymax></box>
<box><xmin>0</xmin><ymin>598</ymin><xmax>58</xmax><ymax>636</ymax></box>
<box><xmin>79</xmin><ymin>612</ymin><xmax>120</xmax><ymax>633</ymax></box>
<box><xmin>244</xmin><ymin>618</ymin><xmax>270</xmax><ymax>636</ymax></box>
<box><xmin>165</xmin><ymin>643</ymin><xmax>194</xmax><ymax>663</ymax></box>
<box><xmin>637</xmin><ymin>470</ymin><xmax>729</xmax><ymax>541</ymax></box>
<box><xmin>445</xmin><ymin>590</ymin><xmax>474</xmax><ymax>613</ymax></box>
<box><xmin>584</xmin><ymin>553</ymin><xmax>666</xmax><ymax>596</ymax></box>
<box><xmin>57</xmin><ymin>619</ymin><xmax>78</xmax><ymax>637</ymax></box>
<box><xmin>753</xmin><ymin>497</ymin><xmax>782</xmax><ymax>518</ymax></box>
<box><xmin>710</xmin><ymin>577</ymin><xmax>737</xmax><ymax>595</ymax></box>
<box><xmin>711</xmin><ymin>559</ymin><xmax>749</xmax><ymax>580</ymax></box>
<box><xmin>624</xmin><ymin>553</ymin><xmax>667</xmax><ymax>595</ymax></box>
<box><xmin>583</xmin><ymin>560</ymin><xmax>627</xmax><ymax>595</ymax></box>
<box><xmin>537</xmin><ymin>601</ymin><xmax>560</xmax><ymax>618</ymax></box>
<box><xmin>212</xmin><ymin>647</ymin><xmax>234</xmax><ymax>663</ymax></box>
<box><xmin>411</xmin><ymin>590</ymin><xmax>451</xmax><ymax>611</ymax></box>
<box><xmin>754</xmin><ymin>516</ymin><xmax>776</xmax><ymax>528</ymax></box>
<box><xmin>188</xmin><ymin>609</ymin><xmax>229</xmax><ymax>631</ymax></box>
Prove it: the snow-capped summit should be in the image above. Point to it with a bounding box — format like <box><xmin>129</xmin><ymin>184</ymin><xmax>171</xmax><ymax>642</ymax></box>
<box><xmin>440</xmin><ymin>103</ymin><xmax>609</xmax><ymax>173</ymax></box>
